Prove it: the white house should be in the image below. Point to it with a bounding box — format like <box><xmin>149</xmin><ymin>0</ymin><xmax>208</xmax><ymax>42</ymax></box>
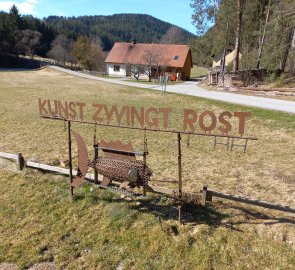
<box><xmin>105</xmin><ymin>42</ymin><xmax>193</xmax><ymax>80</ymax></box>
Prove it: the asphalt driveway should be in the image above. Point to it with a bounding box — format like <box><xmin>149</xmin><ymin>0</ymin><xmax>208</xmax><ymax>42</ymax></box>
<box><xmin>49</xmin><ymin>66</ymin><xmax>295</xmax><ymax>114</ymax></box>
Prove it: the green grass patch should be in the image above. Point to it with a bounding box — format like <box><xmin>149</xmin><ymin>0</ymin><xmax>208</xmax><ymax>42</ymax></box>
<box><xmin>190</xmin><ymin>66</ymin><xmax>208</xmax><ymax>78</ymax></box>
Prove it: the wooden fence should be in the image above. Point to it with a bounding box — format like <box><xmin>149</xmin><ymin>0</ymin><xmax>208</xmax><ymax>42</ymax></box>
<box><xmin>1</xmin><ymin>151</ymin><xmax>294</xmax><ymax>214</ymax></box>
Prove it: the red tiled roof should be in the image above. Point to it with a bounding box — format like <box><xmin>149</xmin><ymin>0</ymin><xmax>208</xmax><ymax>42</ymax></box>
<box><xmin>105</xmin><ymin>42</ymin><xmax>192</xmax><ymax>68</ymax></box>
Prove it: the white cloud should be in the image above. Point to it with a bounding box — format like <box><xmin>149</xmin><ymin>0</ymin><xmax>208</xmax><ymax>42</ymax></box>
<box><xmin>0</xmin><ymin>0</ymin><xmax>38</xmax><ymax>15</ymax></box>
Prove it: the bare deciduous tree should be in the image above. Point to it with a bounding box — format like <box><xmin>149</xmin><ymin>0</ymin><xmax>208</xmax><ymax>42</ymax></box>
<box><xmin>15</xmin><ymin>29</ymin><xmax>42</xmax><ymax>58</ymax></box>
<box><xmin>129</xmin><ymin>65</ymin><xmax>145</xmax><ymax>81</ymax></box>
<box><xmin>160</xmin><ymin>27</ymin><xmax>185</xmax><ymax>44</ymax></box>
<box><xmin>47</xmin><ymin>35</ymin><xmax>75</xmax><ymax>66</ymax></box>
<box><xmin>191</xmin><ymin>0</ymin><xmax>221</xmax><ymax>35</ymax></box>
<box><xmin>142</xmin><ymin>46</ymin><xmax>170</xmax><ymax>82</ymax></box>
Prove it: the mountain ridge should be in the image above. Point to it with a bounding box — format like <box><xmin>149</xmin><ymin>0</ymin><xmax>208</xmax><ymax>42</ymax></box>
<box><xmin>44</xmin><ymin>13</ymin><xmax>196</xmax><ymax>51</ymax></box>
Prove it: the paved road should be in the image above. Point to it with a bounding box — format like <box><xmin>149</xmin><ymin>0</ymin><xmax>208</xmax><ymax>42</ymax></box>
<box><xmin>49</xmin><ymin>66</ymin><xmax>295</xmax><ymax>114</ymax></box>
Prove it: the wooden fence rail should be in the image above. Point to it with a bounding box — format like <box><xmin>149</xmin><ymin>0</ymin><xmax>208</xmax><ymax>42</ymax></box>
<box><xmin>0</xmin><ymin>152</ymin><xmax>18</xmax><ymax>160</ymax></box>
<box><xmin>208</xmin><ymin>190</ymin><xmax>295</xmax><ymax>214</ymax></box>
<box><xmin>0</xmin><ymin>151</ymin><xmax>295</xmax><ymax>214</ymax></box>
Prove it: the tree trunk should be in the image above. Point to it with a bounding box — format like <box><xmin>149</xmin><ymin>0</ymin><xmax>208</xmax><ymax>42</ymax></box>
<box><xmin>232</xmin><ymin>0</ymin><xmax>244</xmax><ymax>72</ymax></box>
<box><xmin>256</xmin><ymin>0</ymin><xmax>271</xmax><ymax>70</ymax></box>
<box><xmin>279</xmin><ymin>26</ymin><xmax>295</xmax><ymax>73</ymax></box>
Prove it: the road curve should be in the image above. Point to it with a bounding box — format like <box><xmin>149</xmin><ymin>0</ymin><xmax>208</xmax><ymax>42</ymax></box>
<box><xmin>49</xmin><ymin>66</ymin><xmax>295</xmax><ymax>114</ymax></box>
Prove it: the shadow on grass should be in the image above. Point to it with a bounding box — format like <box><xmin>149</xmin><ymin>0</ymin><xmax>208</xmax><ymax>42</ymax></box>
<box><xmin>73</xmin><ymin>188</ymin><xmax>230</xmax><ymax>230</ymax></box>
<box><xmin>73</xmin><ymin>186</ymin><xmax>295</xmax><ymax>234</ymax></box>
<box><xmin>131</xmin><ymin>197</ymin><xmax>229</xmax><ymax>226</ymax></box>
<box><xmin>227</xmin><ymin>205</ymin><xmax>295</xmax><ymax>226</ymax></box>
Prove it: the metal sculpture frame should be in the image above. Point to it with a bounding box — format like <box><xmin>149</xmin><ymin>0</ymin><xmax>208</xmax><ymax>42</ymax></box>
<box><xmin>41</xmin><ymin>113</ymin><xmax>258</xmax><ymax>224</ymax></box>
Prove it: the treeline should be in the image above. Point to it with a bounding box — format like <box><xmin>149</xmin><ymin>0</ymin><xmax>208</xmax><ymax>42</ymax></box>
<box><xmin>0</xmin><ymin>6</ymin><xmax>106</xmax><ymax>70</ymax></box>
<box><xmin>44</xmin><ymin>14</ymin><xmax>195</xmax><ymax>51</ymax></box>
<box><xmin>0</xmin><ymin>6</ymin><xmax>55</xmax><ymax>59</ymax></box>
<box><xmin>190</xmin><ymin>0</ymin><xmax>295</xmax><ymax>73</ymax></box>
<box><xmin>0</xmin><ymin>7</ymin><xmax>195</xmax><ymax>70</ymax></box>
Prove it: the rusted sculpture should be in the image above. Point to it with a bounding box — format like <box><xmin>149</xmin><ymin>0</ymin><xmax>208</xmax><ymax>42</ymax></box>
<box><xmin>40</xmin><ymin>100</ymin><xmax>258</xmax><ymax>224</ymax></box>
<box><xmin>71</xmin><ymin>131</ymin><xmax>152</xmax><ymax>190</ymax></box>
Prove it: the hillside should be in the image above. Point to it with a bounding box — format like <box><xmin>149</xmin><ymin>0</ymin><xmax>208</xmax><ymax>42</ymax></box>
<box><xmin>44</xmin><ymin>14</ymin><xmax>196</xmax><ymax>51</ymax></box>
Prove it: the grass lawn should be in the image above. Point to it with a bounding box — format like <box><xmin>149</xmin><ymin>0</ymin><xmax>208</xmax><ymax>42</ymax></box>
<box><xmin>0</xmin><ymin>68</ymin><xmax>294</xmax><ymax>269</ymax></box>
<box><xmin>190</xmin><ymin>66</ymin><xmax>208</xmax><ymax>78</ymax></box>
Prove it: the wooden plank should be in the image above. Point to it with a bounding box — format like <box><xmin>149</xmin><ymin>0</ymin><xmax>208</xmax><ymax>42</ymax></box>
<box><xmin>148</xmin><ymin>184</ymin><xmax>174</xmax><ymax>195</ymax></box>
<box><xmin>208</xmin><ymin>190</ymin><xmax>295</xmax><ymax>214</ymax></box>
<box><xmin>26</xmin><ymin>161</ymin><xmax>99</xmax><ymax>181</ymax></box>
<box><xmin>26</xmin><ymin>161</ymin><xmax>70</xmax><ymax>175</ymax></box>
<box><xmin>0</xmin><ymin>152</ymin><xmax>18</xmax><ymax>160</ymax></box>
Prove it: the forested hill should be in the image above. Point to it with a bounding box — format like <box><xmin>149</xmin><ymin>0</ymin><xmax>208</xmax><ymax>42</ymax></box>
<box><xmin>44</xmin><ymin>14</ymin><xmax>195</xmax><ymax>51</ymax></box>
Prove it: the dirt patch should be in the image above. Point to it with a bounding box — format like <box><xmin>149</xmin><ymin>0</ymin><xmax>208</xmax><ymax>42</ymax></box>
<box><xmin>0</xmin><ymin>263</ymin><xmax>18</xmax><ymax>270</ymax></box>
<box><xmin>0</xmin><ymin>263</ymin><xmax>57</xmax><ymax>270</ymax></box>
<box><xmin>0</xmin><ymin>158</ymin><xmax>18</xmax><ymax>172</ymax></box>
<box><xmin>28</xmin><ymin>263</ymin><xmax>57</xmax><ymax>270</ymax></box>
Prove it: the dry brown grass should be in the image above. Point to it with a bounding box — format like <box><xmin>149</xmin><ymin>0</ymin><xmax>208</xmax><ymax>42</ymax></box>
<box><xmin>0</xmin><ymin>68</ymin><xmax>295</xmax><ymax>268</ymax></box>
<box><xmin>0</xmin><ymin>68</ymin><xmax>294</xmax><ymax>204</ymax></box>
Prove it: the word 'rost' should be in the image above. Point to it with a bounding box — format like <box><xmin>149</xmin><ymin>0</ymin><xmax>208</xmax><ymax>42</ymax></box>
<box><xmin>38</xmin><ymin>99</ymin><xmax>252</xmax><ymax>135</ymax></box>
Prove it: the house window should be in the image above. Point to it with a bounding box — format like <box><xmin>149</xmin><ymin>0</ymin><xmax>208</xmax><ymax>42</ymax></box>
<box><xmin>114</xmin><ymin>65</ymin><xmax>120</xmax><ymax>72</ymax></box>
<box><xmin>173</xmin><ymin>55</ymin><xmax>179</xmax><ymax>60</ymax></box>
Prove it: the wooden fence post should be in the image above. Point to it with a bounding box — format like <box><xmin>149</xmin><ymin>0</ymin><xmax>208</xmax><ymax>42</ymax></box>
<box><xmin>16</xmin><ymin>153</ymin><xmax>25</xmax><ymax>171</ymax></box>
<box><xmin>201</xmin><ymin>184</ymin><xmax>208</xmax><ymax>206</ymax></box>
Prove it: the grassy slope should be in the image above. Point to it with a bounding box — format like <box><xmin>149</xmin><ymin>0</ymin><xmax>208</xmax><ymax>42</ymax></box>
<box><xmin>0</xmin><ymin>68</ymin><xmax>294</xmax><ymax>269</ymax></box>
<box><xmin>190</xmin><ymin>66</ymin><xmax>208</xmax><ymax>78</ymax></box>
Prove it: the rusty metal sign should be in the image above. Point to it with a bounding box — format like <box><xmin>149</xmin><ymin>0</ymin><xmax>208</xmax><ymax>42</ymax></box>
<box><xmin>39</xmin><ymin>99</ymin><xmax>252</xmax><ymax>136</ymax></box>
<box><xmin>39</xmin><ymin>99</ymin><xmax>258</xmax><ymax>224</ymax></box>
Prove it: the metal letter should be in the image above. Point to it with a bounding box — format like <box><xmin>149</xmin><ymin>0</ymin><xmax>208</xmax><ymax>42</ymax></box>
<box><xmin>92</xmin><ymin>104</ymin><xmax>104</xmax><ymax>123</ymax></box>
<box><xmin>38</xmin><ymin>99</ymin><xmax>48</xmax><ymax>115</ymax></box>
<box><xmin>199</xmin><ymin>111</ymin><xmax>217</xmax><ymax>133</ymax></box>
<box><xmin>145</xmin><ymin>107</ymin><xmax>159</xmax><ymax>128</ymax></box>
<box><xmin>234</xmin><ymin>112</ymin><xmax>252</xmax><ymax>136</ymax></box>
<box><xmin>183</xmin><ymin>109</ymin><xmax>197</xmax><ymax>132</ymax></box>
<box><xmin>218</xmin><ymin>111</ymin><xmax>232</xmax><ymax>134</ymax></box>
<box><xmin>159</xmin><ymin>108</ymin><xmax>172</xmax><ymax>129</ymax></box>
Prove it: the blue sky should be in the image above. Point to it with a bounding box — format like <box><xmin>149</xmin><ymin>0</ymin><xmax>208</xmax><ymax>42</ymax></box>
<box><xmin>0</xmin><ymin>0</ymin><xmax>197</xmax><ymax>34</ymax></box>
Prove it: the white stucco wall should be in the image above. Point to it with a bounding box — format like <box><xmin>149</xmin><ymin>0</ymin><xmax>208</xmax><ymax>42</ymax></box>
<box><xmin>212</xmin><ymin>50</ymin><xmax>242</xmax><ymax>67</ymax></box>
<box><xmin>106</xmin><ymin>63</ymin><xmax>127</xmax><ymax>76</ymax></box>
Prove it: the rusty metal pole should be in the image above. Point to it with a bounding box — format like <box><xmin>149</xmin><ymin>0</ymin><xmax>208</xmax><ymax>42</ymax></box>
<box><xmin>93</xmin><ymin>127</ymin><xmax>98</xmax><ymax>185</ymax></box>
<box><xmin>68</xmin><ymin>120</ymin><xmax>74</xmax><ymax>197</ymax></box>
<box><xmin>142</xmin><ymin>129</ymin><xmax>147</xmax><ymax>196</ymax></box>
<box><xmin>94</xmin><ymin>146</ymin><xmax>98</xmax><ymax>185</ymax></box>
<box><xmin>177</xmin><ymin>132</ymin><xmax>182</xmax><ymax>224</ymax></box>
<box><xmin>143</xmin><ymin>151</ymin><xmax>147</xmax><ymax>196</ymax></box>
